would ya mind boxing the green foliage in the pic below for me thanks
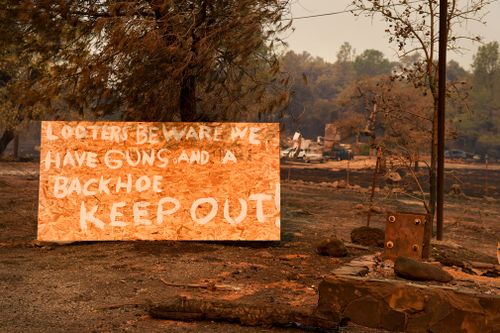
[472,42,499,78]
[447,60,468,82]
[336,42,356,63]
[280,42,500,160]
[0,0,67,135]
[280,49,358,137]
[455,42,500,155]
[353,49,395,78]
[280,47,396,138]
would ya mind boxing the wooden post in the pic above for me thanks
[436,0,448,240]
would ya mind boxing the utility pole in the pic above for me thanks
[437,0,447,240]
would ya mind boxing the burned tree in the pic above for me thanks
[0,1,292,155]
[47,1,290,121]
[349,0,494,227]
[338,77,433,208]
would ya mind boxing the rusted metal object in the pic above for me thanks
[384,212,428,261]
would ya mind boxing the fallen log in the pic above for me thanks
[96,302,143,310]
[149,296,339,332]
[469,261,499,270]
[159,278,241,291]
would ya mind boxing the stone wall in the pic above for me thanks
[316,275,500,333]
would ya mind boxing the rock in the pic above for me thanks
[350,226,385,247]
[332,265,369,277]
[330,181,338,188]
[394,256,453,283]
[316,238,349,257]
[343,295,383,328]
[354,204,364,210]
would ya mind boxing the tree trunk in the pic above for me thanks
[178,0,207,123]
[13,134,19,160]
[0,129,15,157]
[179,75,197,122]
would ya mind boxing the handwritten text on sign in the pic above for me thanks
[37,121,280,241]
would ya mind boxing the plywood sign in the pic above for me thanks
[37,121,280,241]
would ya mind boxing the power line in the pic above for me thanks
[282,9,353,21]
[282,1,426,21]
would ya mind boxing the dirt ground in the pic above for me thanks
[282,158,500,198]
[0,160,499,332]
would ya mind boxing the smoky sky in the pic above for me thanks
[284,0,500,69]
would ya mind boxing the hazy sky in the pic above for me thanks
[284,0,500,70]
